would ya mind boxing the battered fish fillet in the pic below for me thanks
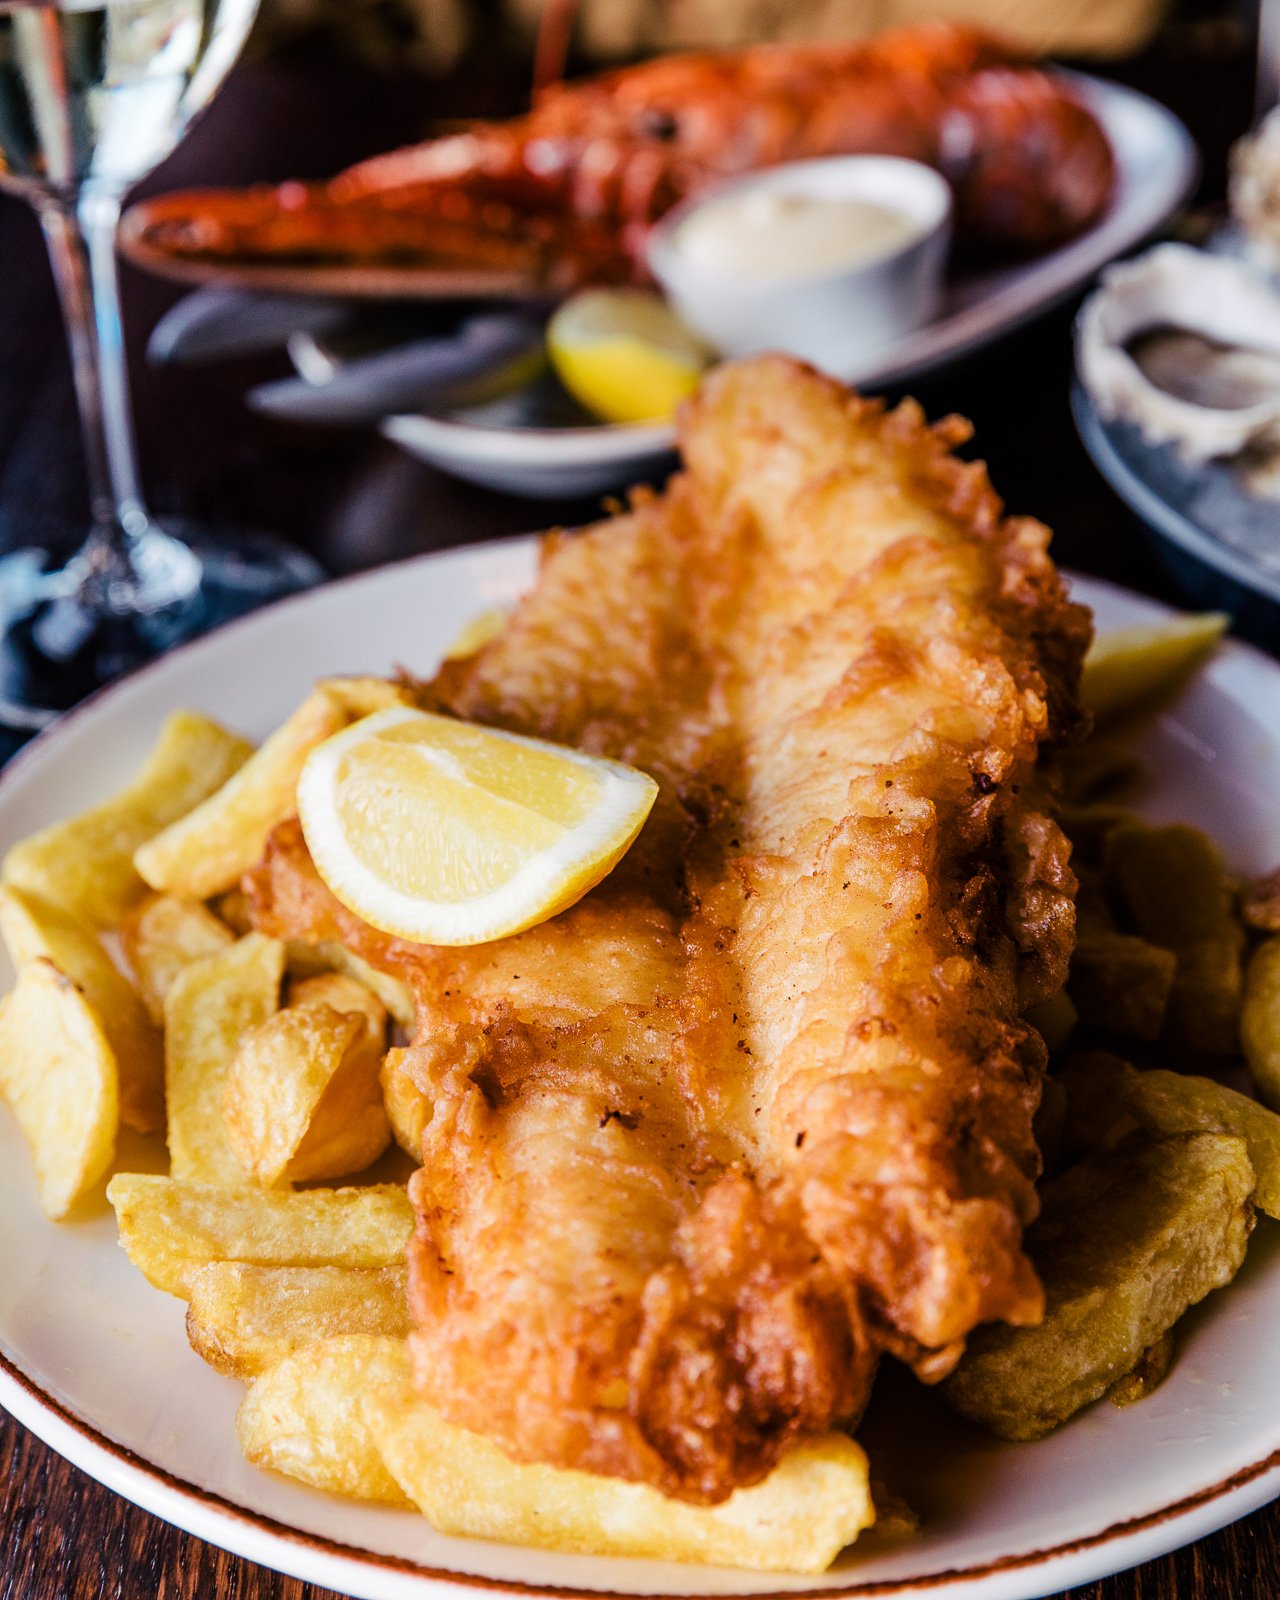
[246,356,1090,1504]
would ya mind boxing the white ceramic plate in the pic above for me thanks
[2,545,1279,1600]
[366,75,1196,498]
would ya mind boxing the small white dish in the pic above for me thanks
[646,156,951,369]
[1,547,1280,1600]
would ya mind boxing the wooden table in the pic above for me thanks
[0,17,1275,1598]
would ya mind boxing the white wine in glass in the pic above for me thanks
[0,0,320,729]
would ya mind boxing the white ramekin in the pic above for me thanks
[647,155,952,373]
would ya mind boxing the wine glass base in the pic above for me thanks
[0,527,324,743]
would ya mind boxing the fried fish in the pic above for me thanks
[247,355,1089,1503]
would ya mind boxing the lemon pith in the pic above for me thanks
[297,707,659,946]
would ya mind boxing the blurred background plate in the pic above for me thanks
[281,73,1196,499]
[1072,382,1280,644]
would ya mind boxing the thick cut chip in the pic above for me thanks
[1104,823,1244,1056]
[164,933,284,1182]
[237,1335,414,1505]
[1109,1331,1175,1409]
[0,958,118,1219]
[1059,737,1143,807]
[296,706,659,946]
[307,943,416,1031]
[224,1001,389,1186]
[287,971,387,1041]
[319,675,418,720]
[186,1261,409,1377]
[1243,868,1280,934]
[1024,990,1077,1053]
[135,689,352,901]
[382,1047,429,1160]
[1105,823,1239,949]
[120,893,235,1025]
[1059,1052,1280,1220]
[1081,613,1228,724]
[106,1174,413,1296]
[368,1366,875,1572]
[1068,931,1177,1041]
[1243,937,1280,1111]
[943,1132,1255,1440]
[0,885,163,1133]
[1,710,252,928]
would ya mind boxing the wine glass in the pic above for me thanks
[0,0,321,732]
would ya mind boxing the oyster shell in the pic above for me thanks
[1076,244,1280,464]
[1230,107,1280,271]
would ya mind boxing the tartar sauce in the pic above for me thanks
[674,189,919,283]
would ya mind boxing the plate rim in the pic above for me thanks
[5,1337,1280,1600]
[1,549,1278,1600]
[1070,382,1280,607]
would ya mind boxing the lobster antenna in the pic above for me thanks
[533,0,581,96]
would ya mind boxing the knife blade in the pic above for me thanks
[245,312,548,426]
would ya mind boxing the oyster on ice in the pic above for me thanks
[1076,243,1280,467]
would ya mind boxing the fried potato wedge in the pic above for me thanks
[1109,1330,1175,1409]
[943,1132,1254,1440]
[290,941,416,1031]
[368,1362,875,1571]
[237,1335,414,1505]
[1105,823,1237,949]
[1243,937,1280,1112]
[135,689,350,900]
[186,1261,409,1378]
[1081,613,1228,724]
[287,971,387,1041]
[1058,737,1143,807]
[0,884,163,1132]
[1068,931,1177,1041]
[1243,868,1280,934]
[164,933,284,1182]
[105,1174,413,1296]
[120,893,235,1025]
[1104,823,1244,1056]
[224,1002,389,1186]
[1169,939,1247,1060]
[319,675,417,720]
[0,957,117,1219]
[1024,990,1077,1053]
[1,710,252,928]
[1059,1052,1280,1219]
[381,1047,429,1160]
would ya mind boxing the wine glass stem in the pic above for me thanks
[37,189,147,547]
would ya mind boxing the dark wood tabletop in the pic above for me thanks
[1,11,1277,1598]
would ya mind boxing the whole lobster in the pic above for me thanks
[127,22,1116,289]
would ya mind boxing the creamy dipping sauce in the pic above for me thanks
[674,189,921,283]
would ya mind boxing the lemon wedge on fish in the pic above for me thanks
[547,289,713,423]
[297,707,659,946]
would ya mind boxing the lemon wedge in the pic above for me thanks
[1082,612,1229,723]
[296,707,659,946]
[442,607,508,661]
[547,289,713,423]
